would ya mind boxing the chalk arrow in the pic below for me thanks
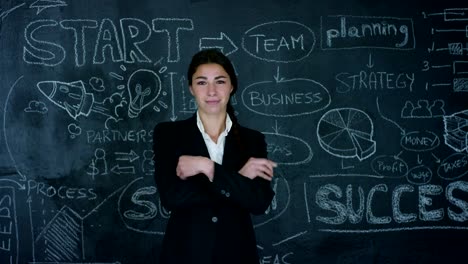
[376,97,406,136]
[169,72,178,121]
[115,150,139,163]
[111,165,135,175]
[0,179,26,190]
[273,66,286,83]
[431,153,441,163]
[394,150,403,159]
[366,53,374,68]
[199,32,238,55]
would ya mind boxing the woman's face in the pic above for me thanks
[190,63,233,116]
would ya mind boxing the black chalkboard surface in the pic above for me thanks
[1,0,467,263]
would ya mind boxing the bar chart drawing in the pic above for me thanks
[34,206,84,262]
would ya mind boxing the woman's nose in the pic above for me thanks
[207,83,216,95]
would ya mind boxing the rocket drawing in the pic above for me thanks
[37,80,94,120]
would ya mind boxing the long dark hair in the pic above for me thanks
[187,49,239,125]
[187,49,247,158]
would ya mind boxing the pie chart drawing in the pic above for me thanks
[317,108,376,161]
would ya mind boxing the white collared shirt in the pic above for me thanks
[196,111,232,165]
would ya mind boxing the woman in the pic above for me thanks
[153,49,276,264]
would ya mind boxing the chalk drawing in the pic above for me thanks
[24,100,48,114]
[317,108,376,161]
[126,69,162,118]
[199,32,238,55]
[242,21,315,63]
[443,109,468,152]
[30,0,67,15]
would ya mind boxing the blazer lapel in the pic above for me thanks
[185,114,210,158]
[222,131,241,170]
[184,114,241,169]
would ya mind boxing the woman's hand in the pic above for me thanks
[176,155,214,181]
[239,158,277,181]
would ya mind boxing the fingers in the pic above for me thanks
[254,158,277,175]
[256,171,273,181]
[176,155,213,180]
[256,164,273,179]
[176,164,187,179]
[178,156,278,182]
[246,158,278,180]
[176,155,193,180]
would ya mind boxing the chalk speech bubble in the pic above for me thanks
[264,132,313,165]
[242,20,315,63]
[242,78,330,117]
[437,152,468,180]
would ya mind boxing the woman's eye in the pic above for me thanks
[216,80,226,84]
[196,81,206,85]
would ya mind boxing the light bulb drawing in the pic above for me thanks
[127,69,162,118]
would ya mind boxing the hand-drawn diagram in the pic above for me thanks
[370,155,408,178]
[24,100,48,114]
[2,2,468,263]
[68,123,82,138]
[141,150,154,176]
[89,77,106,92]
[30,0,67,15]
[199,32,238,56]
[37,80,95,120]
[317,108,376,161]
[126,69,162,118]
[87,148,108,180]
[0,187,18,264]
[264,131,313,166]
[320,15,415,50]
[241,67,330,117]
[401,99,445,118]
[262,121,313,165]
[33,184,126,263]
[422,8,468,92]
[437,152,468,180]
[118,178,168,235]
[23,17,194,67]
[253,173,291,229]
[443,109,468,152]
[406,164,432,185]
[111,65,169,118]
[242,21,316,63]
[400,131,440,152]
[35,206,85,262]
[36,79,128,125]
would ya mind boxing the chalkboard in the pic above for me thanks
[1,0,467,263]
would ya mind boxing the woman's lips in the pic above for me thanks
[206,100,220,105]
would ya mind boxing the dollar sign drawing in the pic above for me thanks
[87,159,99,180]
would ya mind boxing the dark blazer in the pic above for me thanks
[153,115,274,264]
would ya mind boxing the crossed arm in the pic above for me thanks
[153,124,276,215]
[176,155,276,182]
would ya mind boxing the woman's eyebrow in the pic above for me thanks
[194,75,227,80]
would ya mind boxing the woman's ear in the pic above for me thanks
[189,85,194,96]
